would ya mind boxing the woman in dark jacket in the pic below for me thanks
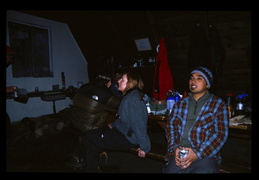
[81,72,151,173]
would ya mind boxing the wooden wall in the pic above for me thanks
[153,11,251,101]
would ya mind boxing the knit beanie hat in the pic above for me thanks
[190,67,213,88]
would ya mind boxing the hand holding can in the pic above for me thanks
[179,147,189,167]
[179,148,189,159]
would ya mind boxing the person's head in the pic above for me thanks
[6,46,14,67]
[93,74,112,88]
[112,73,122,83]
[189,66,213,93]
[117,72,144,97]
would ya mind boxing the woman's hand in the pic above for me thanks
[107,123,113,129]
[136,148,146,158]
[106,80,112,88]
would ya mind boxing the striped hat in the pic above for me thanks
[190,67,213,88]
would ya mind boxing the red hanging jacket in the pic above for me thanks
[153,37,174,100]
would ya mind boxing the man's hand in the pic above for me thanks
[174,147,198,169]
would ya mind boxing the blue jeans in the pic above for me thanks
[162,156,219,174]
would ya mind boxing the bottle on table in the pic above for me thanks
[235,94,248,116]
[166,90,175,115]
[61,72,66,90]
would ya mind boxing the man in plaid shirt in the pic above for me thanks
[163,67,229,173]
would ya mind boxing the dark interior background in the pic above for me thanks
[17,10,252,101]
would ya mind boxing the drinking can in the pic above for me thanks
[179,148,189,159]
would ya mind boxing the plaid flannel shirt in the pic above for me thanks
[165,93,229,165]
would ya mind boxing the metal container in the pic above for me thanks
[13,91,18,98]
[179,148,189,159]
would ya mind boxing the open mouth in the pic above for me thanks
[190,85,197,90]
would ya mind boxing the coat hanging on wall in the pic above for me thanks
[153,37,174,100]
[187,24,212,72]
[187,24,226,93]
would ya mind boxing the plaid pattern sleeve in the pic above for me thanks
[191,95,229,163]
[164,99,189,161]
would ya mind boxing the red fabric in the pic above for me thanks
[153,37,174,100]
[6,46,13,54]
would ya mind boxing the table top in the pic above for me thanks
[6,90,68,104]
[148,114,251,130]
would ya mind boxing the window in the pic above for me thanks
[8,21,53,77]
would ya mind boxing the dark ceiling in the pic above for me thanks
[15,10,206,79]
[17,10,189,61]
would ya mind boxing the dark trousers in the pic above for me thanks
[162,155,219,174]
[81,124,138,172]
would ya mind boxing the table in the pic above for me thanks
[148,114,252,139]
[6,90,71,114]
[148,115,251,130]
